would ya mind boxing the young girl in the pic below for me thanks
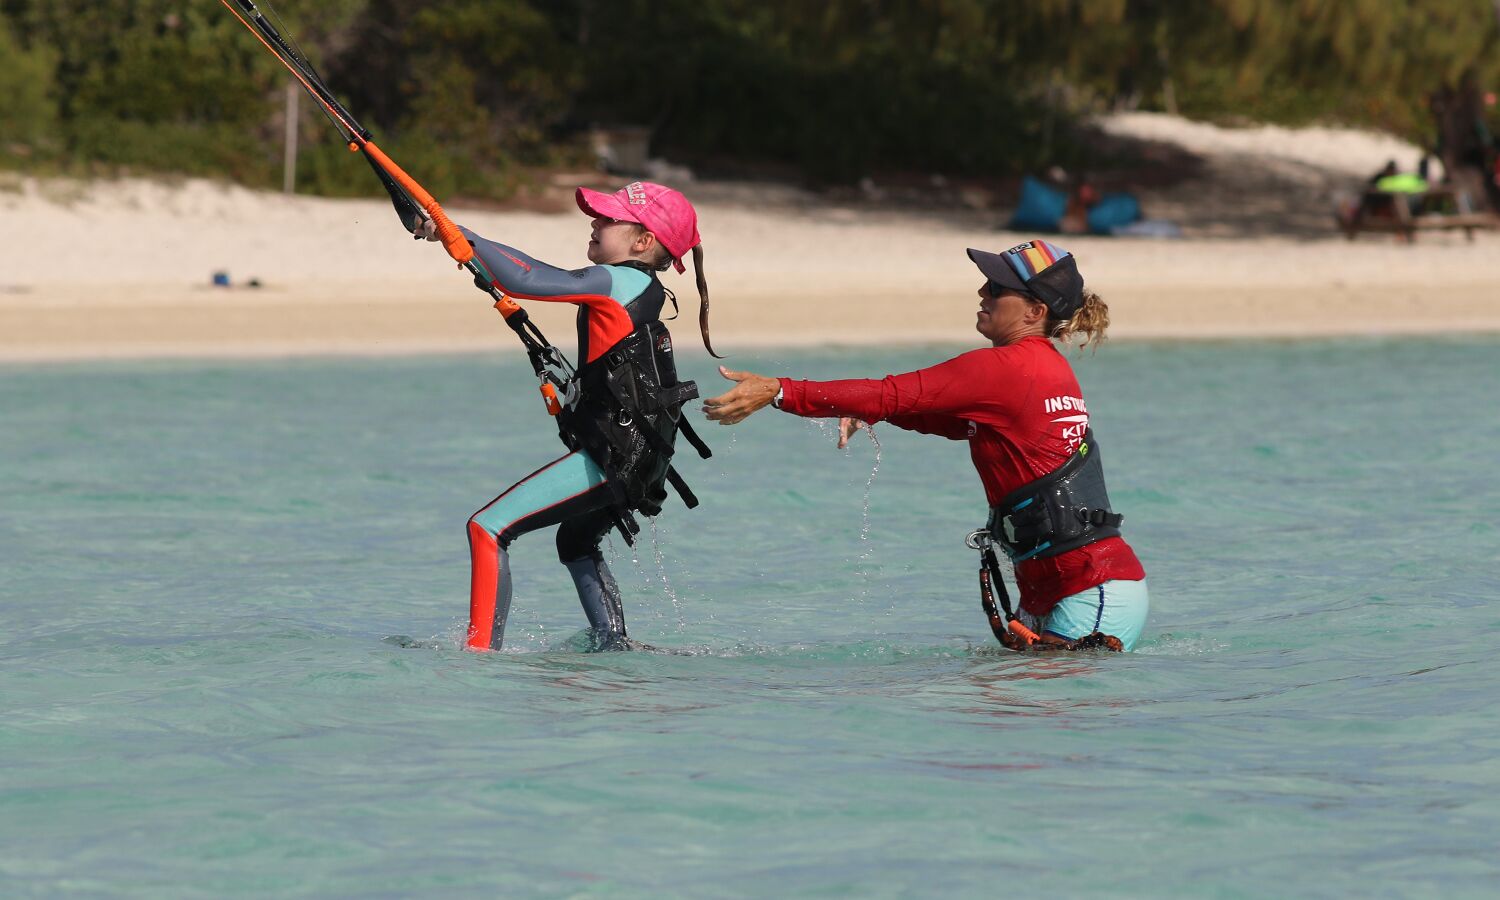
[420,181,715,651]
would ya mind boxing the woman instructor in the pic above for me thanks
[702,241,1148,650]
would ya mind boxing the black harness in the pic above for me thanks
[556,269,711,545]
[987,428,1122,563]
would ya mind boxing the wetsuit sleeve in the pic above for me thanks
[778,348,1015,431]
[459,226,633,361]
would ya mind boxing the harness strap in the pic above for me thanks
[610,504,641,547]
[636,418,675,457]
[665,466,699,509]
[677,416,712,460]
[660,381,700,408]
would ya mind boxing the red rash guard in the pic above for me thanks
[777,335,1145,615]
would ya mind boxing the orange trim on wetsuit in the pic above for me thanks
[457,226,644,364]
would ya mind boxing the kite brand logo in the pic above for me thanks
[1043,395,1086,414]
[656,332,672,354]
[626,182,649,205]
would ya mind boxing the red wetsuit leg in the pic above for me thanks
[466,519,504,651]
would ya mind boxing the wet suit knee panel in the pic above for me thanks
[471,451,612,548]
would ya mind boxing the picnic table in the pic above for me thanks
[1341,186,1500,242]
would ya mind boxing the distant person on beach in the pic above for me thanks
[416,181,716,652]
[702,241,1149,651]
[1370,159,1430,217]
[1368,160,1400,186]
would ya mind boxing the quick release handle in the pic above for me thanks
[360,141,473,264]
[539,383,562,416]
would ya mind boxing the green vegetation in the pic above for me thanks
[1,0,1497,197]
[0,14,58,154]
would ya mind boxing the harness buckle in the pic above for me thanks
[964,529,992,551]
[1075,507,1122,527]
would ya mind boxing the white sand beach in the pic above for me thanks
[3,114,1498,363]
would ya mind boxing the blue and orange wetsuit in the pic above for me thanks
[458,226,671,652]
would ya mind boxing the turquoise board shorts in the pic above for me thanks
[1024,579,1150,651]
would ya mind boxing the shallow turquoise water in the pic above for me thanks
[2,339,1498,897]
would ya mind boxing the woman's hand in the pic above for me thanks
[702,366,780,425]
[836,417,869,449]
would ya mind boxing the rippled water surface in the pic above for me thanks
[3,339,1497,897]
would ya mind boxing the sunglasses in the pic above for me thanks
[986,280,1031,297]
[987,281,1049,308]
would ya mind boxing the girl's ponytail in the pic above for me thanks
[692,244,722,358]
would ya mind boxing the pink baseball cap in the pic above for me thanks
[576,181,701,273]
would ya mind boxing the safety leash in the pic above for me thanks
[965,529,1041,648]
[965,529,1125,652]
